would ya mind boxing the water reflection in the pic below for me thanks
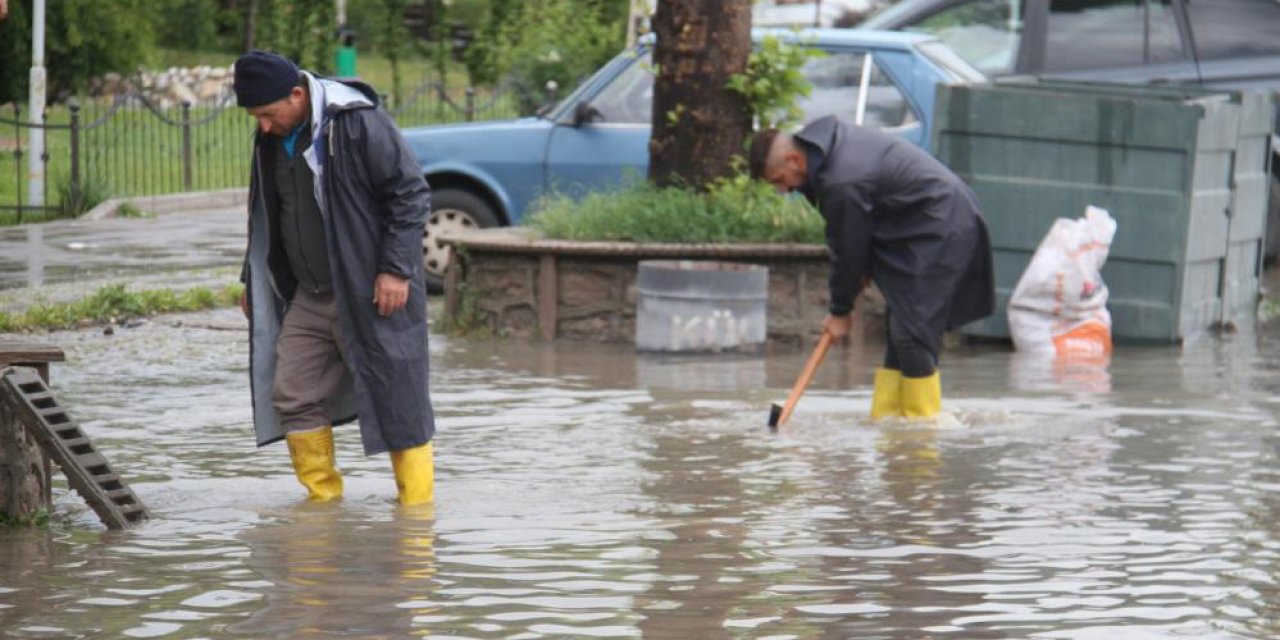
[633,427,759,637]
[232,504,438,638]
[1009,351,1113,395]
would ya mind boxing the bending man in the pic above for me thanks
[750,116,995,418]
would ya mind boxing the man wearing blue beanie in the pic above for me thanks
[233,50,436,506]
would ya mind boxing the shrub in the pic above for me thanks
[727,35,826,130]
[528,176,824,245]
[55,175,112,218]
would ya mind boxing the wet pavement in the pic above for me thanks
[0,205,245,311]
[0,304,1277,638]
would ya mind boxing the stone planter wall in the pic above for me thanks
[441,228,885,346]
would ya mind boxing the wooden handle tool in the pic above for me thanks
[768,330,835,431]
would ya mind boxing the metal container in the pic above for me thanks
[635,260,768,352]
[934,80,1274,342]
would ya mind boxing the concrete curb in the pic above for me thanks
[82,188,248,220]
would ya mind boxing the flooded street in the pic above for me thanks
[0,209,245,310]
[0,307,1277,639]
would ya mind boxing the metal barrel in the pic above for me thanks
[635,260,768,353]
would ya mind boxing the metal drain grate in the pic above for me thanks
[1,367,150,529]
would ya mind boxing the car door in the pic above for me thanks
[542,52,654,199]
[796,47,930,148]
[1023,0,1193,79]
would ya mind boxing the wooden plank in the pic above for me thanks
[0,342,66,366]
[538,253,558,341]
[444,254,461,322]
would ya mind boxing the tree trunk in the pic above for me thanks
[647,0,752,190]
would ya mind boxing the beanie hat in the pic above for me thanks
[233,50,301,108]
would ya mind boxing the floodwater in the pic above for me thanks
[2,308,1279,639]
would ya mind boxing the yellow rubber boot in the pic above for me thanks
[901,371,942,419]
[285,426,343,501]
[390,442,435,506]
[870,367,904,419]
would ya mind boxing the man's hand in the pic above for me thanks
[823,313,853,339]
[373,272,410,317]
[239,290,249,319]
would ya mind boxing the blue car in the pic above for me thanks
[402,29,985,288]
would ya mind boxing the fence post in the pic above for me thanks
[545,81,559,108]
[68,100,81,211]
[12,103,22,224]
[38,107,50,214]
[465,88,475,122]
[181,101,193,192]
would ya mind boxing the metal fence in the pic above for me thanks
[1,104,74,223]
[0,78,549,223]
[387,79,556,128]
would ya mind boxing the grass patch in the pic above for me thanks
[432,246,496,338]
[0,211,57,225]
[55,174,113,217]
[433,279,496,338]
[0,282,244,333]
[115,202,151,218]
[0,508,55,529]
[528,177,825,244]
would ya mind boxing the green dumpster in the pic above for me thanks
[336,28,358,77]
[933,80,1274,343]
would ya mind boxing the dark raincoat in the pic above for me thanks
[796,116,995,355]
[243,73,435,455]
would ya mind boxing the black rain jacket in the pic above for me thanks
[243,73,435,455]
[797,116,995,354]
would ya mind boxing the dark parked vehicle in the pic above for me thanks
[860,0,1280,258]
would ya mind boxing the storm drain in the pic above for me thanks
[1,367,150,529]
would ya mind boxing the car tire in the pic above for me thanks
[423,188,501,294]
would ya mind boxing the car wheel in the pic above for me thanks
[424,188,501,293]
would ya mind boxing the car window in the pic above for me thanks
[916,40,989,83]
[797,52,918,129]
[549,49,646,123]
[910,0,1027,74]
[575,48,918,130]
[1044,0,1183,72]
[1185,0,1280,60]
[588,55,656,125]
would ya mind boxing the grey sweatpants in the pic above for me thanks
[273,289,349,432]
